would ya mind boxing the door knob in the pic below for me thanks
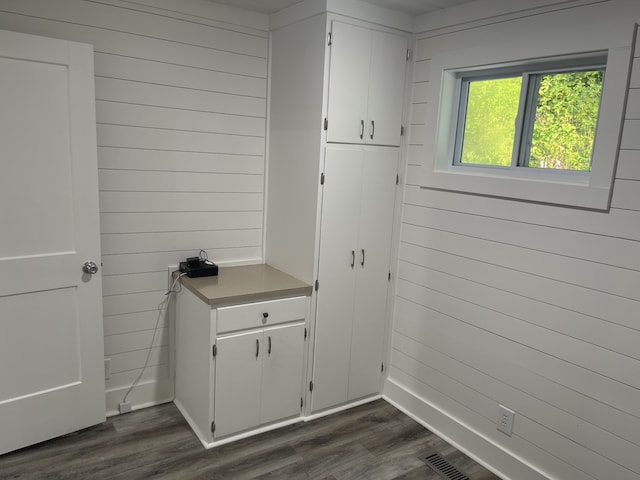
[82,261,99,275]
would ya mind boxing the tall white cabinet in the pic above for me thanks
[312,146,398,412]
[266,8,409,414]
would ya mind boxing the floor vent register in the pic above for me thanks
[421,452,470,480]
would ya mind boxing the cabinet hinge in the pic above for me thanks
[396,174,399,185]
[400,125,405,137]
[320,172,325,185]
[328,31,332,46]
[315,280,319,291]
[212,344,217,358]
[406,48,412,61]
[381,362,384,373]
[304,327,307,340]
[309,381,314,392]
[324,118,328,131]
[211,421,216,433]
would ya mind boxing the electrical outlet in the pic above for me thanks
[168,265,179,289]
[497,404,515,436]
[104,358,110,380]
[118,401,132,414]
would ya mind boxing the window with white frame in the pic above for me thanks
[452,55,606,176]
[421,45,631,211]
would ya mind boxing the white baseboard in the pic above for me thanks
[383,378,548,480]
[304,394,382,421]
[105,379,174,417]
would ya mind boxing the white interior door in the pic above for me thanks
[0,29,105,455]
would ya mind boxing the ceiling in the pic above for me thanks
[209,0,480,16]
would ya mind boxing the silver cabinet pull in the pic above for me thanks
[351,250,355,268]
[359,120,364,139]
[361,249,365,267]
[268,336,272,356]
[370,120,375,140]
[255,339,259,358]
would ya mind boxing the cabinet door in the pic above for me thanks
[214,331,262,437]
[326,22,371,144]
[311,146,363,412]
[260,323,305,424]
[366,31,407,146]
[349,149,398,401]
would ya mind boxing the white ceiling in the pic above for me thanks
[210,0,480,16]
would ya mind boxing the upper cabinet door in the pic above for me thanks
[325,21,407,146]
[326,22,371,144]
[366,31,408,146]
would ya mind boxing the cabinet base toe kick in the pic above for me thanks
[181,408,304,449]
[175,395,382,449]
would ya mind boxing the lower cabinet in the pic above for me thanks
[214,323,305,438]
[175,287,308,447]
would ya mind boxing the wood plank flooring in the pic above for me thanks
[0,399,502,479]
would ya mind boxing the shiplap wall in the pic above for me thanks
[0,0,268,414]
[386,1,640,479]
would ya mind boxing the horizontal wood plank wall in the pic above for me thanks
[0,0,268,414]
[389,2,640,480]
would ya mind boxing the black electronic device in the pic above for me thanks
[179,259,219,278]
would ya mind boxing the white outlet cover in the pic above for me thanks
[497,404,515,436]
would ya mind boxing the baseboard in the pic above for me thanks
[304,394,382,421]
[383,379,548,480]
[173,399,210,447]
[105,379,174,417]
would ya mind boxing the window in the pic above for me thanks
[420,47,631,210]
[453,57,605,175]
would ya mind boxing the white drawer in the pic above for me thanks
[216,296,307,334]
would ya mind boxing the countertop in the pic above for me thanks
[179,264,312,306]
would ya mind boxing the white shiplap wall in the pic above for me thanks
[0,0,268,414]
[387,1,640,479]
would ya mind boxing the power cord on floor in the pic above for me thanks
[118,270,187,414]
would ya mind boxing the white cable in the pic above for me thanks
[121,271,187,407]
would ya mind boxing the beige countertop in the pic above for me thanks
[179,264,312,306]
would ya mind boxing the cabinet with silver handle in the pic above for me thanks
[214,321,305,438]
[325,21,408,146]
[174,273,310,448]
[311,145,398,412]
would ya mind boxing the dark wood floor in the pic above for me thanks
[0,399,501,479]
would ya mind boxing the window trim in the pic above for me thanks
[420,47,632,210]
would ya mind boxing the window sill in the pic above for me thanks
[420,168,612,210]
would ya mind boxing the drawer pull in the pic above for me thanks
[262,312,269,318]
[255,339,260,358]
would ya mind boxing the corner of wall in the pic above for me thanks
[383,379,550,480]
